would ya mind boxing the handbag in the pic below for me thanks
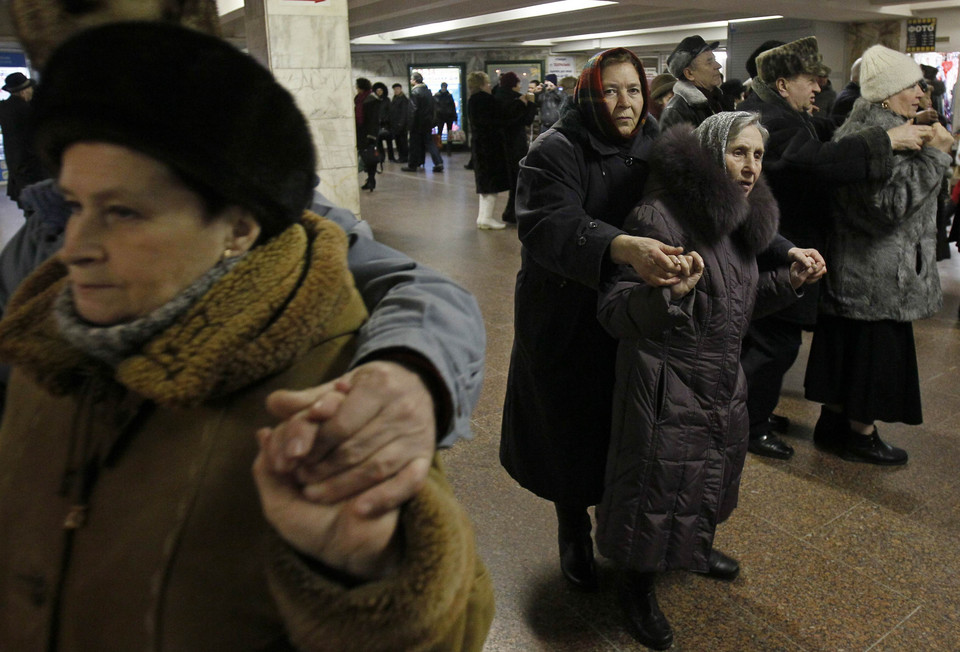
[360,142,383,171]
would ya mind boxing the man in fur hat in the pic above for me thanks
[2,0,485,517]
[660,35,725,129]
[738,36,932,461]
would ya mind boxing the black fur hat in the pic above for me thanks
[33,21,316,240]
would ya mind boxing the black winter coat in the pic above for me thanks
[595,125,792,573]
[748,79,892,325]
[389,93,412,133]
[500,109,659,505]
[494,86,536,168]
[355,92,381,148]
[0,95,45,203]
[410,84,436,132]
[468,91,512,194]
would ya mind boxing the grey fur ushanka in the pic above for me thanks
[820,98,950,322]
[595,125,796,573]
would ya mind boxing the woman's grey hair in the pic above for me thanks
[695,111,768,168]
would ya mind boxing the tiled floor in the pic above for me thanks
[354,153,960,651]
[2,155,958,650]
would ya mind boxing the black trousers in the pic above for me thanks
[740,316,803,438]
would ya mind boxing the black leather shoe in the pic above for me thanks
[400,165,419,172]
[768,414,791,433]
[840,428,908,466]
[705,549,740,581]
[432,165,444,172]
[619,572,673,650]
[559,536,599,592]
[748,432,794,459]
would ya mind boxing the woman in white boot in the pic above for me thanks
[467,71,510,230]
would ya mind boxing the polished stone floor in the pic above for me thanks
[2,155,959,650]
[356,153,960,651]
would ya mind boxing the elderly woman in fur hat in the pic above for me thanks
[804,45,954,465]
[595,112,822,649]
[0,23,492,651]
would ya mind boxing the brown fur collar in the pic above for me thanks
[11,0,221,68]
[647,124,780,255]
[0,213,367,407]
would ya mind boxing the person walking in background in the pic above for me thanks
[831,58,861,123]
[434,81,458,154]
[467,71,510,230]
[536,74,567,134]
[372,81,394,162]
[805,45,954,465]
[647,73,676,121]
[492,71,536,223]
[402,72,444,172]
[354,77,381,191]
[0,72,46,210]
[388,82,411,163]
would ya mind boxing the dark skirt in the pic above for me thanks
[804,314,922,425]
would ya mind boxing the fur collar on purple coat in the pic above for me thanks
[644,123,780,256]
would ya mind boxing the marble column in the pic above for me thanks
[245,0,360,215]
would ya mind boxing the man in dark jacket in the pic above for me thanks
[739,37,929,460]
[388,82,411,163]
[536,73,567,133]
[402,72,444,172]
[434,81,457,153]
[660,35,724,129]
[830,58,861,123]
[0,72,46,208]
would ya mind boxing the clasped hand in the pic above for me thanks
[252,361,437,580]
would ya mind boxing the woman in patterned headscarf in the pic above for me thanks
[597,112,823,648]
[500,46,683,599]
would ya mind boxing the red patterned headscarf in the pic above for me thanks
[574,47,650,144]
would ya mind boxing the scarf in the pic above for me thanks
[0,213,368,407]
[573,47,649,145]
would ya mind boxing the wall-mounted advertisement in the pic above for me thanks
[409,64,465,143]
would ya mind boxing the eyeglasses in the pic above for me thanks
[918,79,929,93]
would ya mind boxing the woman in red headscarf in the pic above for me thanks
[499,47,686,630]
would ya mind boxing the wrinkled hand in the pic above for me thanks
[668,251,704,300]
[261,361,435,517]
[929,122,955,153]
[787,247,827,288]
[914,108,940,126]
[610,235,684,286]
[886,123,932,151]
[253,402,402,581]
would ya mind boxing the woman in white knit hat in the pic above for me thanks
[804,44,954,465]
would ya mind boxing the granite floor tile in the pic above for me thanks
[866,606,960,652]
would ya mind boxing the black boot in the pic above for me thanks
[839,427,908,466]
[555,503,598,592]
[618,571,673,650]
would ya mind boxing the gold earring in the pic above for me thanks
[222,248,234,261]
[881,100,890,110]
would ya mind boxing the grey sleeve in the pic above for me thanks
[312,193,484,448]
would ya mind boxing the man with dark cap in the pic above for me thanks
[738,36,930,461]
[647,73,676,121]
[0,72,47,208]
[660,35,724,129]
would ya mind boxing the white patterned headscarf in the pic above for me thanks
[694,111,762,168]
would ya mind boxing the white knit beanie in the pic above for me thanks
[859,45,922,102]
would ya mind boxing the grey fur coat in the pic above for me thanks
[820,98,951,321]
